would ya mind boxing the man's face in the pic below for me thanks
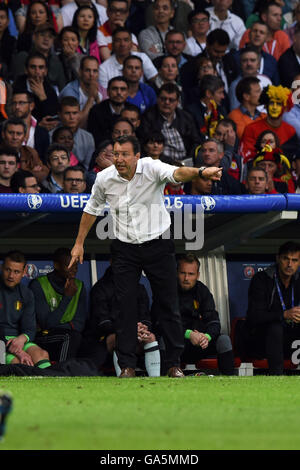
[11,93,33,119]
[292,158,300,177]
[153,0,174,25]
[108,80,129,105]
[214,123,236,144]
[262,5,282,32]
[0,155,17,180]
[247,82,262,107]
[80,59,99,86]
[190,12,210,36]
[1,258,25,289]
[0,10,9,32]
[165,33,186,58]
[63,170,86,194]
[267,99,284,119]
[108,1,129,27]
[277,251,300,279]
[121,110,140,129]
[2,124,25,149]
[33,30,55,54]
[177,261,199,291]
[19,176,40,194]
[213,86,225,105]
[257,160,277,177]
[54,129,74,152]
[241,52,260,76]
[206,41,227,63]
[26,58,47,81]
[157,91,179,117]
[246,170,267,194]
[123,59,143,83]
[193,176,213,194]
[113,31,132,57]
[113,140,140,180]
[112,121,134,140]
[249,23,268,48]
[59,105,81,131]
[55,254,78,280]
[212,0,232,10]
[201,141,223,166]
[48,150,70,175]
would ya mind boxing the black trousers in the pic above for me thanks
[35,329,82,362]
[111,238,184,370]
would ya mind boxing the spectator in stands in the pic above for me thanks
[139,83,203,162]
[52,126,79,167]
[71,4,101,63]
[283,73,300,139]
[54,96,95,170]
[10,23,65,93]
[243,166,268,194]
[240,2,290,61]
[1,118,49,183]
[29,247,88,362]
[1,250,51,369]
[60,0,107,29]
[87,76,129,146]
[236,241,300,375]
[278,24,300,89]
[240,84,299,164]
[145,0,192,37]
[151,55,180,92]
[214,118,243,181]
[188,173,213,195]
[142,131,165,160]
[228,76,266,140]
[86,139,114,187]
[228,46,272,112]
[0,147,18,193]
[14,0,63,34]
[98,0,138,62]
[285,1,300,43]
[195,56,217,82]
[120,103,141,133]
[138,0,175,61]
[10,91,50,164]
[41,143,70,193]
[292,153,300,193]
[12,52,59,124]
[57,27,81,85]
[62,165,87,194]
[98,27,158,90]
[0,4,16,71]
[122,55,157,113]
[111,117,135,140]
[176,253,235,375]
[185,9,210,57]
[206,0,246,50]
[59,55,107,129]
[10,169,41,194]
[160,29,190,71]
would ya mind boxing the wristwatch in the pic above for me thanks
[198,166,207,178]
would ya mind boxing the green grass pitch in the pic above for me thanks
[1,375,300,450]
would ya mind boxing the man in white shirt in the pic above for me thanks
[206,0,246,50]
[61,0,108,28]
[185,9,210,57]
[69,134,222,378]
[99,27,158,90]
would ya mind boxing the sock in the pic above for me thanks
[0,341,5,365]
[144,341,160,377]
[113,351,121,377]
[218,350,235,375]
[35,359,52,369]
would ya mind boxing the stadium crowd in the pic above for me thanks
[0,0,300,377]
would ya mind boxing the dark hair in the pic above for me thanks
[246,166,268,181]
[278,241,300,256]
[240,45,261,59]
[206,28,230,46]
[198,74,224,99]
[63,165,85,181]
[255,129,280,150]
[25,51,47,69]
[294,23,300,36]
[123,54,143,68]
[177,253,200,271]
[188,8,210,24]
[59,96,80,110]
[108,0,129,11]
[216,118,237,133]
[0,146,18,161]
[235,76,260,103]
[158,82,181,98]
[59,26,80,43]
[46,143,70,164]
[155,54,178,71]
[112,26,131,39]
[24,1,54,34]
[260,1,282,17]
[12,90,35,103]
[10,169,36,193]
[3,250,26,267]
[2,118,27,135]
[0,4,9,20]
[143,131,165,145]
[122,103,141,119]
[113,117,135,133]
[80,55,99,70]
[89,139,114,170]
[52,126,74,142]
[107,75,128,89]
[165,29,185,41]
[72,4,99,44]
[53,247,71,263]
[114,135,140,154]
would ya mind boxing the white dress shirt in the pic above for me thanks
[206,7,246,51]
[84,157,179,243]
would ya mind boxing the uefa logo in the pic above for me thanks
[24,264,39,280]
[27,194,43,210]
[200,196,216,211]
[244,266,255,279]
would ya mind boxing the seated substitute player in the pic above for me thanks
[176,253,235,375]
[0,250,51,369]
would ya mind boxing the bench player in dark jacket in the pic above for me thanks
[177,253,234,375]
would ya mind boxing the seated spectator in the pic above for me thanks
[86,139,114,187]
[142,131,165,160]
[195,56,217,82]
[111,117,135,140]
[188,172,213,195]
[228,46,272,112]
[52,126,79,166]
[60,0,107,29]
[79,264,160,376]
[185,9,210,57]
[99,27,158,90]
[122,55,157,113]
[59,55,107,129]
[52,96,95,170]
[228,76,266,140]
[145,0,192,37]
[1,250,51,369]
[156,29,190,71]
[87,76,129,147]
[10,169,41,194]
[284,1,300,43]
[139,83,203,162]
[12,52,59,124]
[236,241,300,375]
[0,146,18,193]
[41,143,70,193]
[15,0,63,34]
[0,4,16,70]
[283,73,300,139]
[292,153,300,193]
[206,0,246,50]
[194,138,242,194]
[29,247,88,362]
[214,118,243,181]
[138,0,175,61]
[10,91,50,164]
[62,165,87,194]
[279,23,300,88]
[1,118,49,183]
[243,166,268,194]
[240,84,298,164]
[176,253,235,375]
[71,4,101,63]
[150,55,181,105]
[97,0,138,62]
[239,2,290,61]
[57,27,82,85]
[120,103,141,133]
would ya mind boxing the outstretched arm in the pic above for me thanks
[68,212,97,268]
[173,166,222,183]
